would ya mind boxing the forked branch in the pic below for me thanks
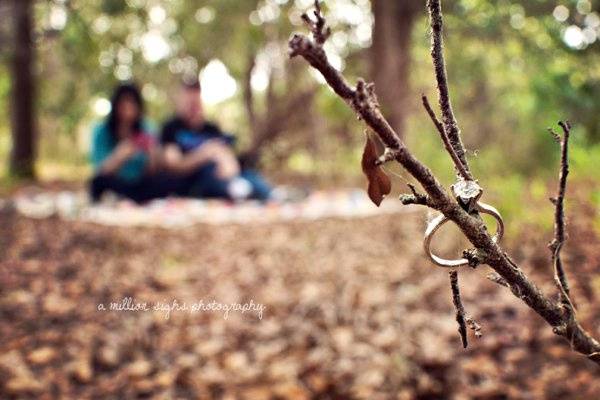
[289,0,600,363]
[427,0,470,172]
[422,95,472,181]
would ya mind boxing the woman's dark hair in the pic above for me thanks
[106,83,144,141]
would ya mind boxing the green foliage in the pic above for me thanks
[1,0,600,192]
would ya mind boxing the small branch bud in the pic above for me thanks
[462,248,488,268]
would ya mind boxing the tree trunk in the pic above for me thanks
[241,53,317,169]
[9,0,36,178]
[370,0,420,139]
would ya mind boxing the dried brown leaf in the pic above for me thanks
[361,135,391,206]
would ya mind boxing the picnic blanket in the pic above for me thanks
[8,189,407,228]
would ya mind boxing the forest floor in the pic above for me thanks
[1,196,600,399]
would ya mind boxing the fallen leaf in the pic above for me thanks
[27,347,57,365]
[127,359,153,378]
[5,376,45,395]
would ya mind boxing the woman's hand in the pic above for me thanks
[99,139,138,175]
[115,140,137,158]
[145,145,163,174]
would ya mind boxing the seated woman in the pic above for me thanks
[160,80,272,202]
[89,83,186,203]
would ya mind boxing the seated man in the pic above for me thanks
[160,80,272,201]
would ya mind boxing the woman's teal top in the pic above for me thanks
[90,121,155,182]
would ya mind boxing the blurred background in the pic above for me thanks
[1,0,600,190]
[1,0,600,399]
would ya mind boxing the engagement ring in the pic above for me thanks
[423,180,504,267]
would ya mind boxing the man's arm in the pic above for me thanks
[162,143,213,174]
[162,141,240,178]
[163,144,193,174]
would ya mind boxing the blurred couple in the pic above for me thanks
[89,81,272,204]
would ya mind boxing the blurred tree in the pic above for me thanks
[241,54,318,168]
[2,0,599,183]
[370,0,421,139]
[9,0,37,178]
[408,0,600,178]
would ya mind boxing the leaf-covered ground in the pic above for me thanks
[1,204,599,399]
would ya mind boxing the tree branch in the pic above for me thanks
[427,0,470,174]
[450,270,469,348]
[243,52,258,133]
[422,95,472,181]
[289,4,448,207]
[449,270,483,348]
[288,0,600,364]
[548,121,574,308]
[399,183,430,206]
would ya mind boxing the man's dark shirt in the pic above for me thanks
[160,117,235,154]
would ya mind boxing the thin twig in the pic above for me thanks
[449,270,469,348]
[549,121,574,308]
[408,183,423,198]
[427,0,470,173]
[301,0,330,45]
[422,95,472,181]
[399,183,430,206]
